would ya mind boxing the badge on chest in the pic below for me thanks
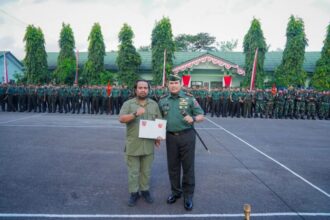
[179,98,189,110]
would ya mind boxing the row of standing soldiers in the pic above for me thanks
[1,84,330,120]
[188,87,330,120]
[0,84,132,115]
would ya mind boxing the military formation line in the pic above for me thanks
[1,84,330,120]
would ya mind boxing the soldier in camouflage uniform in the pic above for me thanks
[306,90,317,120]
[264,89,275,119]
[319,91,330,120]
[274,90,285,119]
[295,90,306,119]
[254,89,264,118]
[284,89,295,119]
[111,86,121,115]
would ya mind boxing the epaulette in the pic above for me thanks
[185,92,194,97]
[160,94,168,99]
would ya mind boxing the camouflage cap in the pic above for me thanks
[169,74,181,81]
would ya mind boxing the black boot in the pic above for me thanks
[141,190,154,204]
[128,192,140,207]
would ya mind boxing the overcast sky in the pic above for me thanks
[0,0,329,60]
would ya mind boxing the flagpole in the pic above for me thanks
[4,51,8,84]
[249,48,258,91]
[75,49,79,84]
[162,49,166,87]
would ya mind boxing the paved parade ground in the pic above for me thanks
[0,112,330,219]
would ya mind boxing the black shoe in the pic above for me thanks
[128,192,140,207]
[141,190,153,204]
[167,194,181,204]
[184,197,193,211]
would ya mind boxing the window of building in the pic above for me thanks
[191,81,203,88]
[210,81,222,89]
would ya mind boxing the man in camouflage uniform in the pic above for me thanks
[274,90,285,119]
[306,89,317,120]
[284,89,295,119]
[264,89,275,119]
[255,89,264,118]
[295,89,306,119]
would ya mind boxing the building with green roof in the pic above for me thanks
[47,51,321,88]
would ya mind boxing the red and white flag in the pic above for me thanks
[182,74,191,87]
[162,49,166,87]
[3,52,8,83]
[223,75,232,88]
[249,48,258,90]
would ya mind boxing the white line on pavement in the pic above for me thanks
[0,114,40,124]
[206,117,330,198]
[0,212,329,218]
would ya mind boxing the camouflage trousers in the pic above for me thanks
[306,102,316,118]
[295,101,305,117]
[284,100,294,117]
[274,102,285,118]
[319,102,330,119]
[255,100,264,116]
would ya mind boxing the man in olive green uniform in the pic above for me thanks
[243,89,253,118]
[159,74,204,211]
[210,88,220,117]
[111,86,120,115]
[119,80,162,207]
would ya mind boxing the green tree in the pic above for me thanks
[151,17,175,85]
[53,23,76,84]
[275,15,308,88]
[174,33,217,51]
[23,25,48,84]
[116,23,141,88]
[217,39,238,52]
[242,18,267,88]
[310,23,330,90]
[82,23,105,85]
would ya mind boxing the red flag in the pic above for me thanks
[182,74,191,87]
[249,48,258,90]
[272,83,277,96]
[223,75,232,88]
[3,51,8,83]
[162,49,166,87]
[74,50,79,84]
[107,81,112,96]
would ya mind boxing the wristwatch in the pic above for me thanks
[133,111,138,117]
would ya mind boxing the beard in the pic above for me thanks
[137,93,147,100]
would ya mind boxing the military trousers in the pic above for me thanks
[125,154,154,193]
[166,129,196,198]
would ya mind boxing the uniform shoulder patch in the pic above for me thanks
[160,94,168,99]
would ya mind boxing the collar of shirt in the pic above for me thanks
[169,90,185,99]
[134,97,150,107]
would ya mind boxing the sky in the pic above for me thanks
[0,0,329,60]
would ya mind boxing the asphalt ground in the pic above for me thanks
[0,112,330,220]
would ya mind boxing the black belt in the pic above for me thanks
[167,128,193,136]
